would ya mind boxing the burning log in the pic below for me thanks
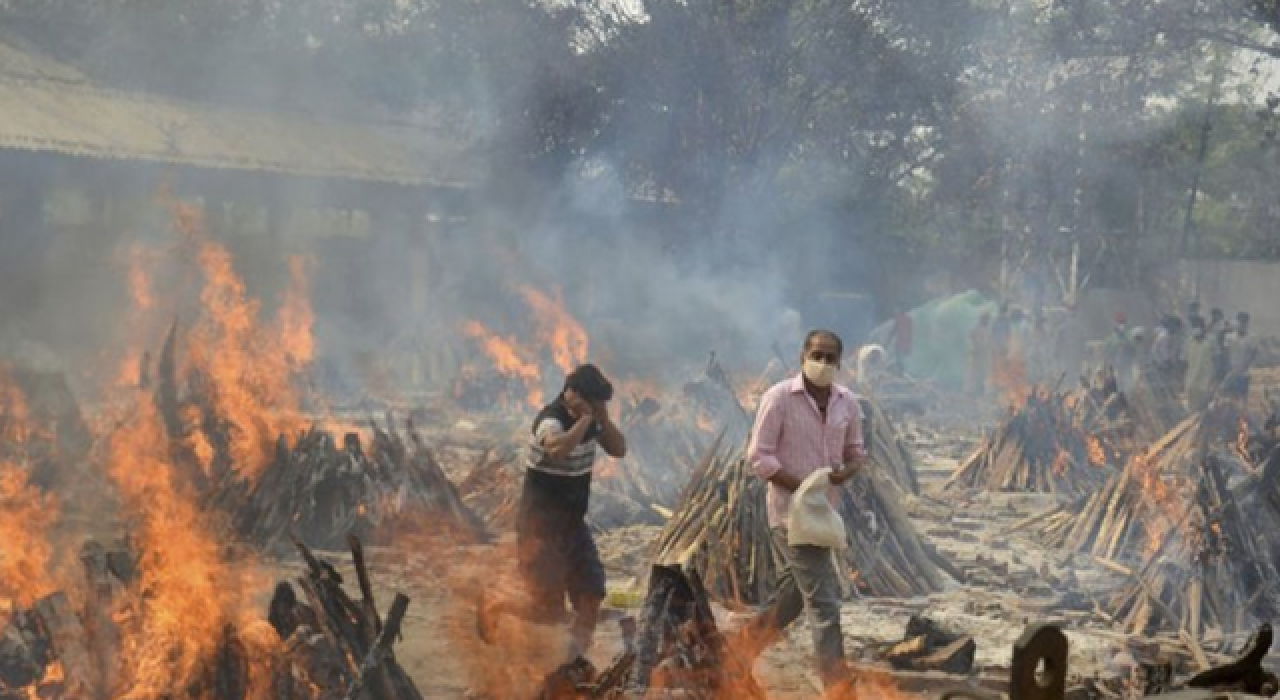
[945,386,1118,497]
[1105,453,1279,641]
[0,540,300,700]
[149,321,486,549]
[208,415,489,551]
[276,534,424,700]
[651,441,951,608]
[1019,415,1206,562]
[577,564,764,699]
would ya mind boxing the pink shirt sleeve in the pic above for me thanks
[748,389,785,479]
[843,398,867,463]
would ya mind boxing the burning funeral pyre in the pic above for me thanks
[1018,415,1206,561]
[143,238,490,551]
[0,204,446,699]
[1012,412,1280,642]
[946,385,1121,497]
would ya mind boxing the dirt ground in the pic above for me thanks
[273,469,1172,700]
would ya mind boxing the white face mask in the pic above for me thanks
[802,359,837,387]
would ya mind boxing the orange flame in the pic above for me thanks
[1051,450,1071,476]
[105,394,278,697]
[164,202,309,482]
[519,286,588,374]
[0,464,59,613]
[278,255,316,370]
[460,320,544,407]
[1088,435,1108,467]
[0,373,60,616]
[1130,451,1182,558]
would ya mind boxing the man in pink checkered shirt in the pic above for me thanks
[737,329,866,696]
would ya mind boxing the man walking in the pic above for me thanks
[736,329,865,697]
[477,364,627,675]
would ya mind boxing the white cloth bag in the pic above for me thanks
[786,467,846,549]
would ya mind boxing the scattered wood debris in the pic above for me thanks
[881,615,976,674]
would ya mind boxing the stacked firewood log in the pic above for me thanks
[946,386,1119,497]
[152,323,487,550]
[862,397,920,495]
[456,444,523,530]
[651,441,952,608]
[1106,454,1279,641]
[1018,415,1204,562]
[207,416,489,551]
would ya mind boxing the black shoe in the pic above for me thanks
[564,656,597,684]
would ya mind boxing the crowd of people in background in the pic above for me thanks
[955,299,1257,417]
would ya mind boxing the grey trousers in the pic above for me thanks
[744,527,847,686]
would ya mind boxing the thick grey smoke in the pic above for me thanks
[0,0,1261,402]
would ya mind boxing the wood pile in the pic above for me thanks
[456,444,523,530]
[861,397,920,495]
[1018,415,1204,562]
[147,322,485,550]
[0,538,423,700]
[590,398,720,529]
[273,533,424,700]
[208,416,489,551]
[945,386,1119,497]
[1105,454,1279,641]
[1238,435,1280,591]
[649,439,777,606]
[650,441,951,608]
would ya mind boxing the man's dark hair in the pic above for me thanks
[1211,308,1224,321]
[564,363,613,402]
[1191,315,1206,331]
[803,329,844,357]
[1238,312,1251,324]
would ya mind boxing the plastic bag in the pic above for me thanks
[787,468,846,549]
